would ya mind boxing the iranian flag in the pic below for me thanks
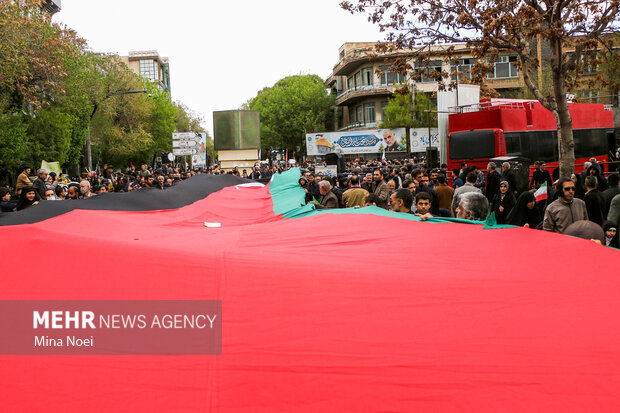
[534,181,548,201]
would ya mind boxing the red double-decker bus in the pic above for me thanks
[447,99,616,176]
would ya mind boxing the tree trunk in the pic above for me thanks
[405,126,411,155]
[550,39,576,179]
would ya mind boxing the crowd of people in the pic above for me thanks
[1,157,618,248]
[296,157,619,248]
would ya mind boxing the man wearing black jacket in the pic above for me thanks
[584,176,605,226]
[485,162,501,202]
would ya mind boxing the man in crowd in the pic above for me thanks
[472,165,485,191]
[67,185,80,200]
[434,174,454,213]
[44,188,56,201]
[32,169,47,200]
[390,189,414,214]
[312,180,338,209]
[16,166,32,190]
[414,192,434,221]
[452,168,463,189]
[342,175,369,208]
[530,161,552,189]
[155,175,166,190]
[55,186,66,200]
[371,169,390,209]
[486,162,501,201]
[0,187,16,212]
[602,173,620,217]
[452,172,481,216]
[361,173,373,192]
[363,194,380,207]
[306,173,320,201]
[501,162,518,196]
[583,176,604,226]
[543,178,588,233]
[144,175,155,188]
[80,180,94,198]
[456,192,490,221]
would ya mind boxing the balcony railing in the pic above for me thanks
[338,122,378,131]
[335,84,398,101]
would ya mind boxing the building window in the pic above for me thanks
[576,89,600,103]
[355,71,362,89]
[379,65,406,86]
[451,58,476,81]
[362,68,374,86]
[348,105,356,123]
[413,60,443,83]
[139,59,159,82]
[380,101,389,121]
[487,56,519,79]
[364,103,376,123]
[356,105,363,123]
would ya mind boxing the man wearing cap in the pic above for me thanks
[543,178,588,233]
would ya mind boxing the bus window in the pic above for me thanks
[505,133,520,155]
[449,130,495,160]
[535,131,555,162]
[574,129,608,159]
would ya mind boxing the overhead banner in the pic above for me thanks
[306,128,407,156]
[410,128,439,152]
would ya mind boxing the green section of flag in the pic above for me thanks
[268,167,307,216]
[267,168,515,229]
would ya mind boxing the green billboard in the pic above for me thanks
[213,110,260,150]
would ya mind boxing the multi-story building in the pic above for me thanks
[327,41,620,132]
[120,51,171,94]
[41,0,61,15]
[327,42,525,132]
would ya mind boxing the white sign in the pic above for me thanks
[172,132,202,141]
[306,128,407,156]
[173,140,201,148]
[167,153,175,162]
[173,148,200,156]
[410,128,440,152]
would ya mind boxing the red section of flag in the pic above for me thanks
[0,184,619,411]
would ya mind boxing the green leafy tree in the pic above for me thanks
[0,0,85,175]
[381,87,437,153]
[248,75,335,160]
[142,83,176,162]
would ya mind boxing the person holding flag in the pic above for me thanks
[507,192,542,228]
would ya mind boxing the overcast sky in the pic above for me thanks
[54,0,383,136]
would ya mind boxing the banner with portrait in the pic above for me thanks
[306,128,407,156]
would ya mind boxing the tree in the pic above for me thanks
[248,75,335,160]
[342,0,620,177]
[380,86,437,153]
[0,0,86,173]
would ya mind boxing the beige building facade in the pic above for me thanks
[120,50,171,94]
[327,42,527,132]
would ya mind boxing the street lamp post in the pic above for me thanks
[85,89,148,172]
